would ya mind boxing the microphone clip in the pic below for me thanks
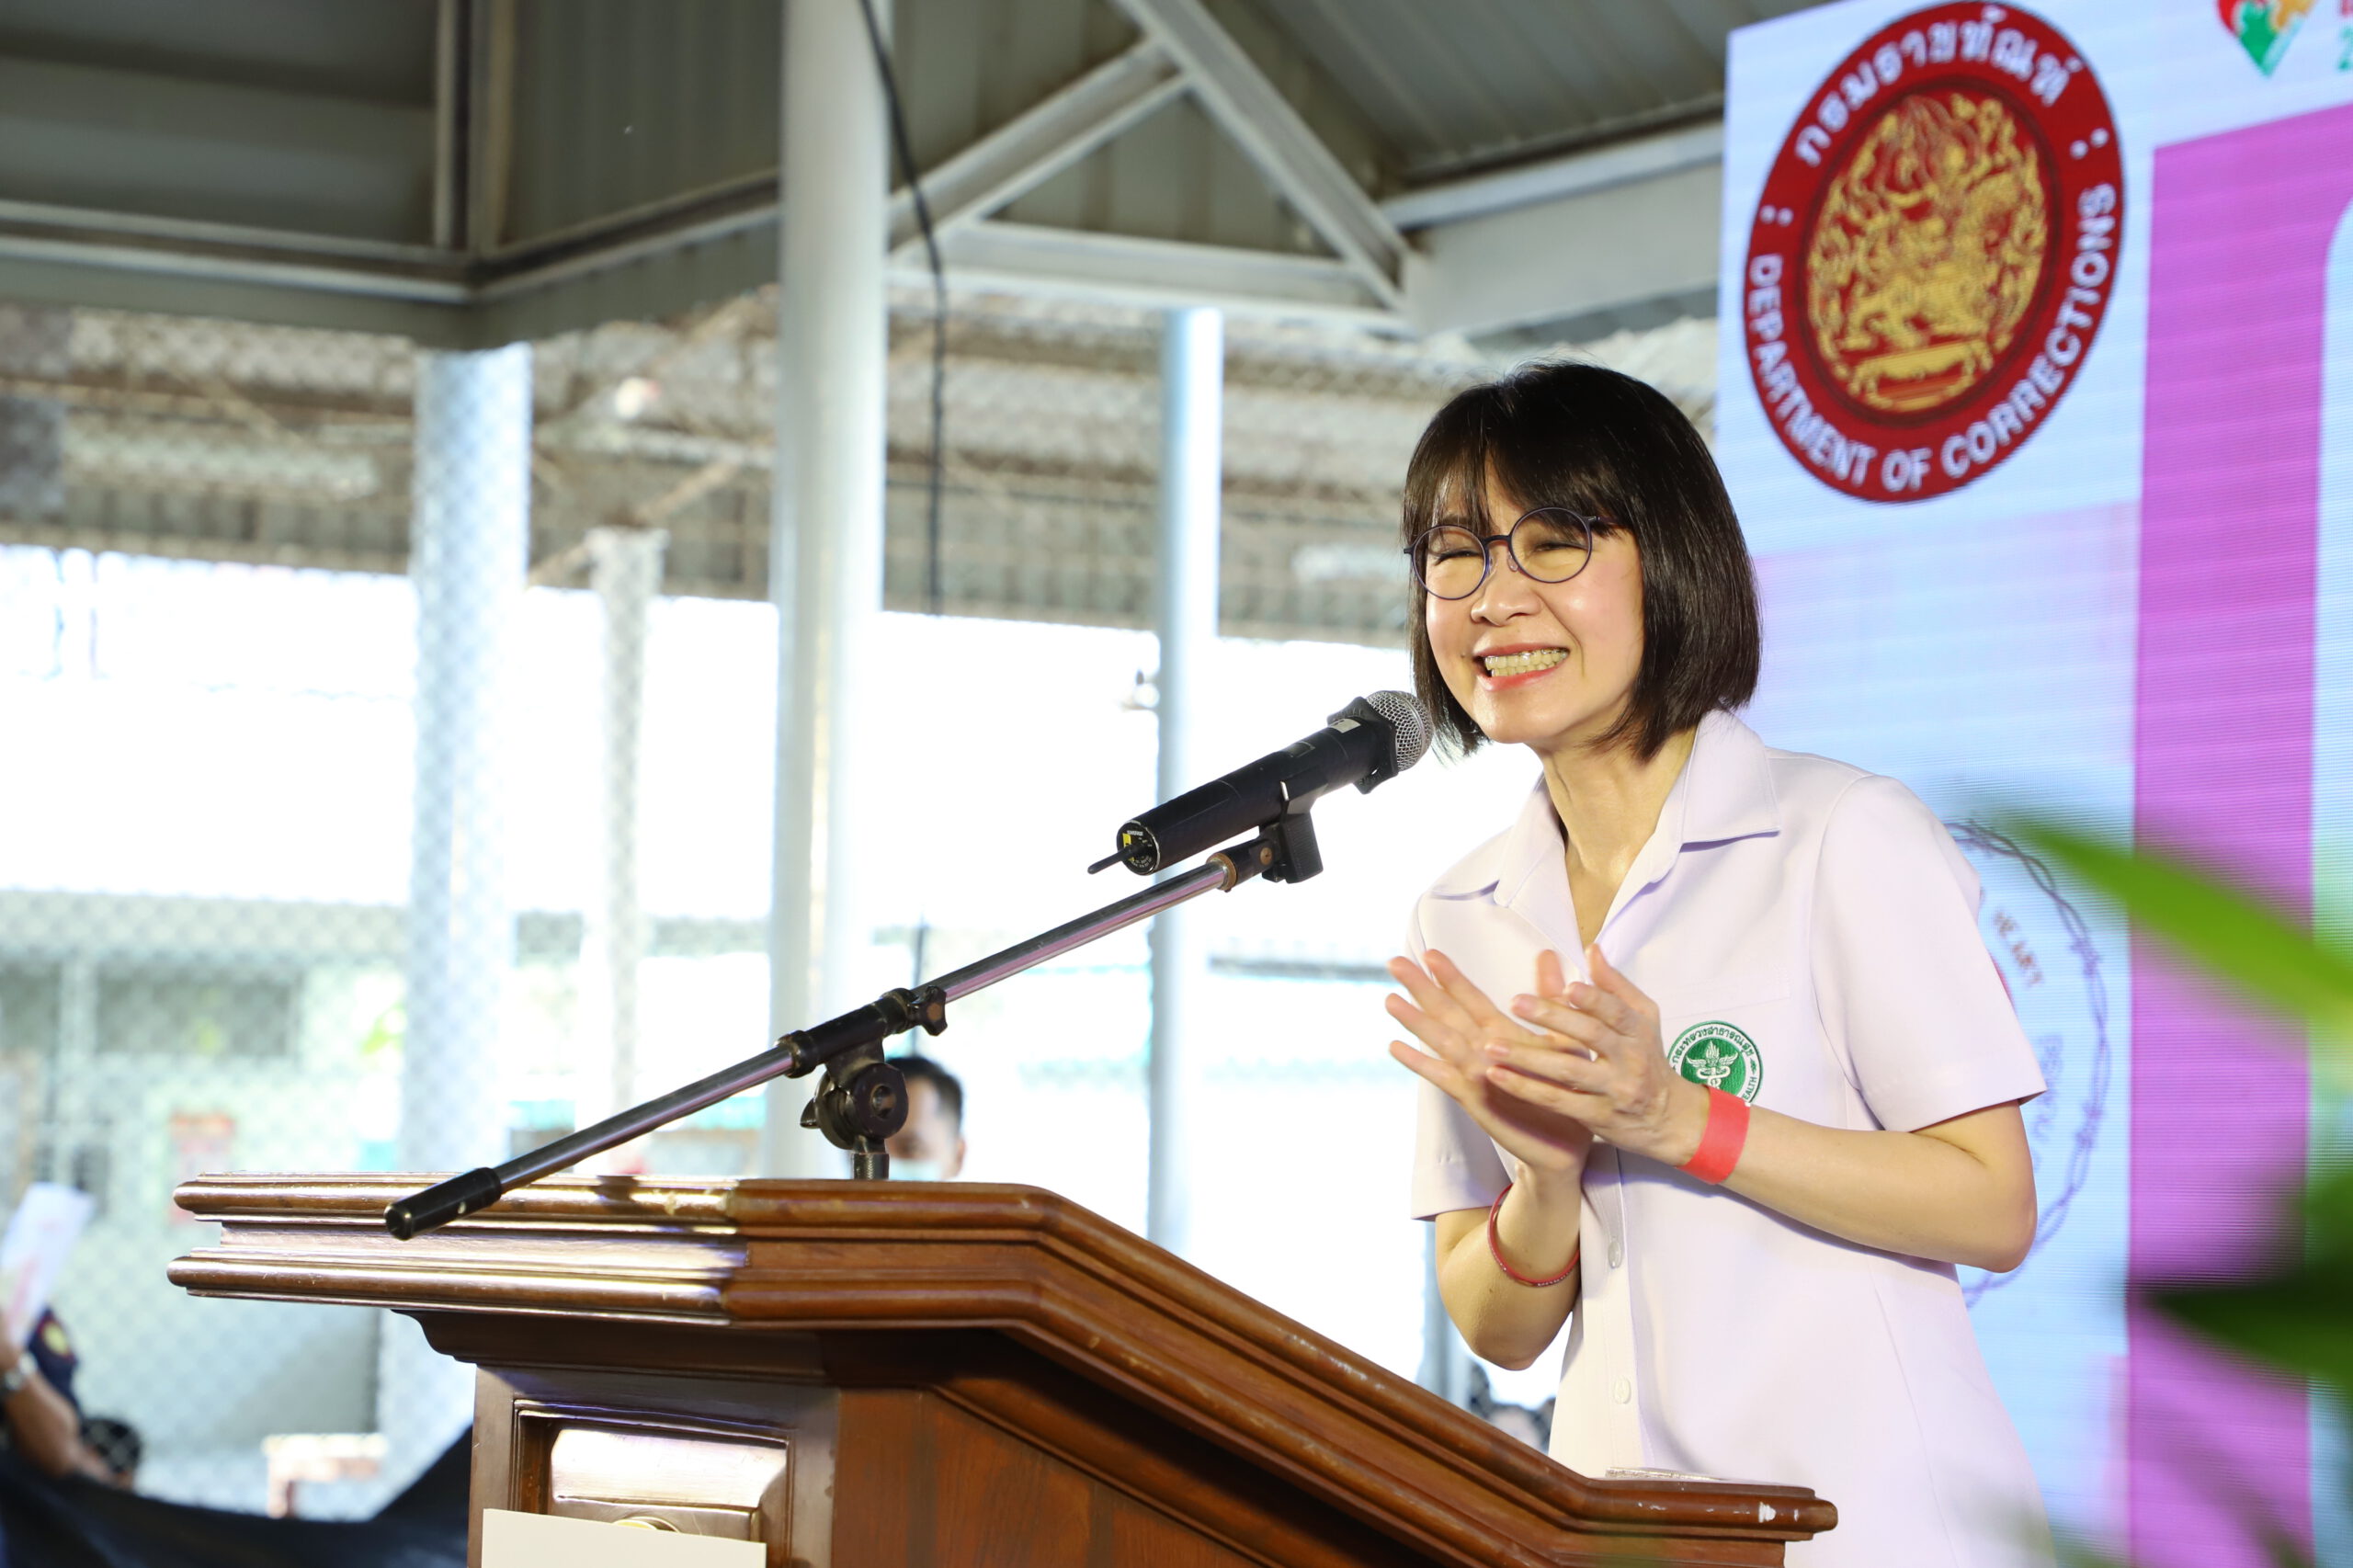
[1212,809,1323,890]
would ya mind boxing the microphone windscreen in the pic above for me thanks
[1365,689,1433,774]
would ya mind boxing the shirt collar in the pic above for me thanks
[1679,709,1781,849]
[1430,710,1782,912]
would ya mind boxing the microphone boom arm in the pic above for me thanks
[384,813,1319,1240]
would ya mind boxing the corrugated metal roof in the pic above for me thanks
[0,0,1824,339]
[504,0,780,249]
[1254,0,1828,183]
[0,0,435,105]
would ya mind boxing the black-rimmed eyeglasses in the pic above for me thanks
[1403,508,1597,600]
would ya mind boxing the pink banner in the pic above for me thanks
[2131,97,2353,1566]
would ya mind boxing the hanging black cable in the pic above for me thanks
[855,0,949,619]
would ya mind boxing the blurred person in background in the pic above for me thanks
[1,1312,461,1568]
[0,1310,128,1486]
[1386,362,2049,1567]
[885,1055,965,1180]
[1465,1367,1551,1452]
[1,1309,138,1568]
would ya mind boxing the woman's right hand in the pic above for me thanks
[1387,948,1595,1184]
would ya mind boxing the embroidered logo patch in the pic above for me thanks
[1668,1021,1763,1104]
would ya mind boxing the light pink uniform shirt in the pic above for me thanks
[1409,710,2052,1568]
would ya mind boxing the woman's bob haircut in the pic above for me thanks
[1402,360,1760,761]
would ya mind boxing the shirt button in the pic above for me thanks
[1608,1241,1624,1268]
[1611,1377,1633,1404]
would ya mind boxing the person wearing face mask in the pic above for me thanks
[884,1054,966,1182]
[1386,362,2051,1568]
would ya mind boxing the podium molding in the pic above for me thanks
[170,1174,1832,1566]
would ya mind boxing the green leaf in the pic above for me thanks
[2007,816,2335,1568]
[2309,1163,2353,1248]
[2052,1540,2133,1568]
[2149,1258,2353,1412]
[2006,817,2353,1065]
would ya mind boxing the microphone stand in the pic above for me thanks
[385,811,1323,1239]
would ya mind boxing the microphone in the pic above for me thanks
[1096,691,1433,875]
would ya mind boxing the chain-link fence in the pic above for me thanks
[0,286,1717,1515]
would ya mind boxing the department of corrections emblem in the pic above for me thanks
[1667,1021,1763,1104]
[1945,820,2111,1301]
[1742,4,2123,502]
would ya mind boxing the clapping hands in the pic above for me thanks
[1387,945,1703,1171]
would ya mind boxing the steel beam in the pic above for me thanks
[1104,0,1405,305]
[889,40,1187,259]
[1381,121,1726,230]
[913,220,1399,326]
[1404,162,1723,339]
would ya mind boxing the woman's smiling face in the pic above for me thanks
[1425,474,1645,756]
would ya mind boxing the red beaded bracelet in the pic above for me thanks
[1679,1086,1751,1186]
[1485,1183,1579,1288]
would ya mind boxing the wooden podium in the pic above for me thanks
[169,1175,1831,1566]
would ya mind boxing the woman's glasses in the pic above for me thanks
[1404,508,1597,600]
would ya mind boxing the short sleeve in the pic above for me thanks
[28,1310,77,1410]
[1813,775,2046,1131]
[1404,907,1510,1220]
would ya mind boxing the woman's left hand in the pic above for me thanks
[1487,944,1709,1166]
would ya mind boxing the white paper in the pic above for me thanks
[0,1183,95,1350]
[1606,1465,1774,1486]
[481,1509,764,1566]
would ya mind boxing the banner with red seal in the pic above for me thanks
[1741,3,2122,502]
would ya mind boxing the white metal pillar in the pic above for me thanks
[402,344,530,1172]
[1146,306,1223,1253]
[761,0,892,1176]
[387,342,532,1489]
[579,526,665,1137]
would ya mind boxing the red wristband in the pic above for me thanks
[1679,1087,1750,1186]
[1485,1183,1579,1287]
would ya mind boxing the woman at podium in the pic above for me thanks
[1385,361,2052,1567]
